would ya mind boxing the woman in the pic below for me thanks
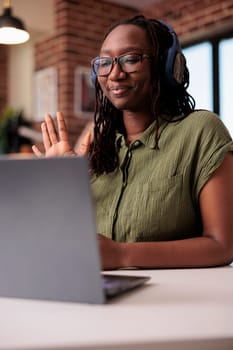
[33,15,233,270]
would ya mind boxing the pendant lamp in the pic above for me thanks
[0,0,30,44]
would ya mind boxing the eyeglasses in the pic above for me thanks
[91,53,151,77]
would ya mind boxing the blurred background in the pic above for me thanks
[0,0,232,155]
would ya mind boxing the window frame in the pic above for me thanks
[182,29,233,116]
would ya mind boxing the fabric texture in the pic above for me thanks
[91,110,233,242]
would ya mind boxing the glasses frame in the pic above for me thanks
[91,53,151,77]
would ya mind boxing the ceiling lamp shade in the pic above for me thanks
[0,0,30,44]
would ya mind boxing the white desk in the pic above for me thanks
[1,266,233,350]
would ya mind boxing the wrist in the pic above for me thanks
[118,242,133,268]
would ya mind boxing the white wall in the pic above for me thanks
[0,0,55,119]
[0,0,55,34]
[8,41,34,119]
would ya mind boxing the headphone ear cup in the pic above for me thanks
[90,58,99,86]
[158,20,186,89]
[173,52,186,85]
[90,68,97,86]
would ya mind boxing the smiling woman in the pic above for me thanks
[96,24,153,113]
[32,15,233,270]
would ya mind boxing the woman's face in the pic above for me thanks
[97,24,153,113]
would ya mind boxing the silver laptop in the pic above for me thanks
[0,156,149,304]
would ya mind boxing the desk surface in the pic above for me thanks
[1,266,233,350]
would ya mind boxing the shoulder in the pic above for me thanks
[182,111,233,198]
[162,109,232,150]
[159,110,232,153]
[181,110,231,136]
[181,109,223,127]
[169,110,232,148]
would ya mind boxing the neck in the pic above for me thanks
[123,111,154,142]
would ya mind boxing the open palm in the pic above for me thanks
[32,112,75,157]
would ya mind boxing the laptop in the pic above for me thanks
[0,156,150,304]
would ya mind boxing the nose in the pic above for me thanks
[108,59,126,80]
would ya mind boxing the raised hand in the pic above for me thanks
[32,112,76,157]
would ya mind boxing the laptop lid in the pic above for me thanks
[0,156,106,304]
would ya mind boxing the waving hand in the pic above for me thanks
[32,112,92,157]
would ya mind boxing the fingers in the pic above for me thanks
[57,111,69,142]
[42,112,69,149]
[41,120,52,151]
[35,112,75,158]
[44,114,58,146]
[32,145,42,157]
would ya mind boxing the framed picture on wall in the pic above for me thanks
[74,66,95,118]
[34,67,58,121]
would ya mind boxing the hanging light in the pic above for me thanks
[0,0,30,44]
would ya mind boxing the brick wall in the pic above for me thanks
[143,0,233,44]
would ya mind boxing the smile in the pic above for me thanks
[108,86,131,96]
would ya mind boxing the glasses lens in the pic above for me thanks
[92,54,145,76]
[97,57,113,76]
[119,54,142,73]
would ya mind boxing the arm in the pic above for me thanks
[99,152,233,269]
[32,112,91,157]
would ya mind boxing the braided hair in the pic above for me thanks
[89,15,195,176]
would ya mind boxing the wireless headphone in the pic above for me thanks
[91,64,98,86]
[90,19,186,89]
[158,20,186,89]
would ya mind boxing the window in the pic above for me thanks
[183,34,233,137]
[219,38,233,136]
[183,43,213,111]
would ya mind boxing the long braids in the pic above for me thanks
[89,87,121,176]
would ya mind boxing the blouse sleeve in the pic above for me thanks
[191,110,233,201]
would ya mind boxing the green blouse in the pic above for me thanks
[91,110,233,242]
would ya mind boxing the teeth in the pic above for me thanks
[111,87,124,91]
